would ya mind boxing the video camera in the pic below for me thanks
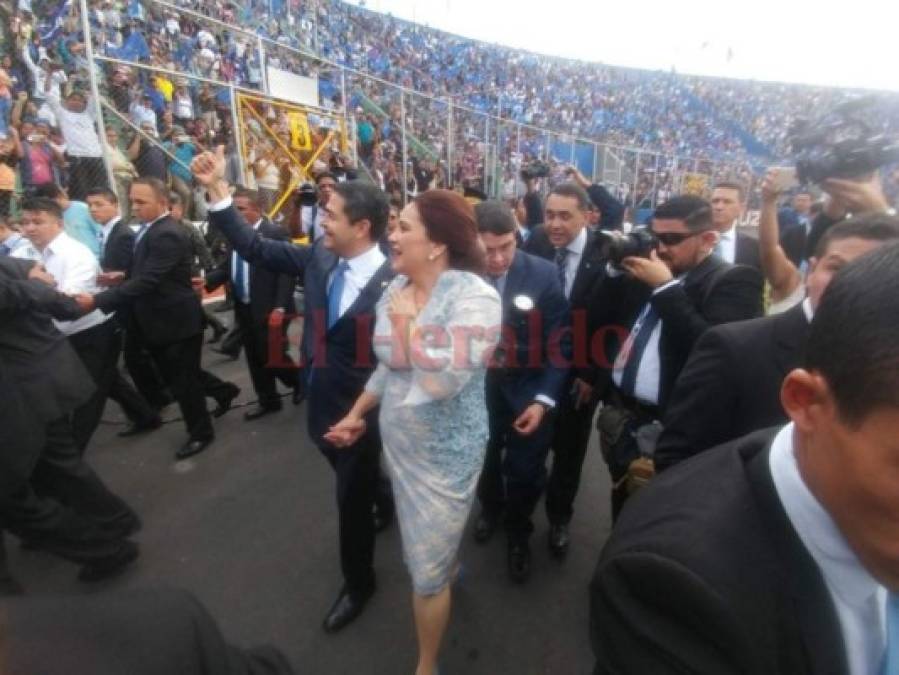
[790,97,899,184]
[520,160,551,181]
[603,228,658,268]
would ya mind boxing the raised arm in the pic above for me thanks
[759,169,801,303]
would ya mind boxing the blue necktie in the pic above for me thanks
[619,302,660,399]
[233,252,249,303]
[0,243,9,256]
[554,247,569,295]
[327,261,349,329]
[884,593,899,675]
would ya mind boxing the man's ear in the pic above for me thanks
[781,368,834,433]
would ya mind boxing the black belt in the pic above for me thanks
[615,392,660,422]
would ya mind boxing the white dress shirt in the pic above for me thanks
[715,224,738,264]
[330,243,386,319]
[611,278,682,406]
[232,218,263,303]
[12,231,111,335]
[559,226,587,299]
[770,423,887,675]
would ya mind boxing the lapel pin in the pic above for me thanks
[513,294,535,312]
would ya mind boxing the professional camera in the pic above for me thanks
[790,97,899,184]
[604,228,658,267]
[296,182,317,207]
[520,160,550,181]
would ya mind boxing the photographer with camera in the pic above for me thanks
[591,196,763,519]
[518,161,546,230]
[565,164,625,231]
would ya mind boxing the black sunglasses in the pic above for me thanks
[651,230,707,246]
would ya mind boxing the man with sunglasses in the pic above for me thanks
[591,195,763,519]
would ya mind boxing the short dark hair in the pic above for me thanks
[334,181,389,241]
[85,187,118,204]
[33,183,65,200]
[21,197,63,220]
[131,177,170,202]
[233,187,262,210]
[315,171,337,185]
[712,181,746,203]
[547,182,590,212]
[475,200,517,236]
[814,213,899,259]
[653,196,713,232]
[805,242,899,426]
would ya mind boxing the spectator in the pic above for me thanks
[45,88,108,200]
[33,183,102,258]
[128,121,168,182]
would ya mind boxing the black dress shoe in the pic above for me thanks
[508,541,531,584]
[207,328,226,344]
[77,541,139,582]
[212,385,240,418]
[97,512,143,540]
[548,523,570,559]
[322,585,374,633]
[473,512,498,544]
[117,417,163,437]
[176,437,213,460]
[243,404,281,421]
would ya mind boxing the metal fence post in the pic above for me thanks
[400,90,408,204]
[229,84,246,185]
[258,36,269,95]
[79,0,117,196]
[446,98,453,189]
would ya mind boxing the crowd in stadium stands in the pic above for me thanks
[1,0,899,220]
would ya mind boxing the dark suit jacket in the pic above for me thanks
[95,215,203,345]
[487,250,570,415]
[735,231,762,270]
[208,204,393,444]
[0,257,92,493]
[591,429,848,675]
[590,254,764,412]
[586,183,625,231]
[205,218,296,324]
[780,222,809,268]
[100,218,135,272]
[656,302,809,471]
[524,225,609,387]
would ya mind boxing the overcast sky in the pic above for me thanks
[355,0,899,92]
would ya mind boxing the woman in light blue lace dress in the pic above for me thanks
[326,190,501,675]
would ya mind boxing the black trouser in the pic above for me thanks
[66,156,108,201]
[0,417,135,565]
[123,328,172,409]
[320,434,380,598]
[146,333,214,441]
[69,320,120,453]
[108,368,160,427]
[234,302,296,409]
[544,394,600,526]
[478,394,556,544]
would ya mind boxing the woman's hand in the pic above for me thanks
[388,285,419,319]
[323,415,367,448]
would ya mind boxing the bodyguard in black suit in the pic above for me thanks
[590,196,763,517]
[473,202,570,583]
[81,178,236,460]
[193,147,392,633]
[710,182,763,271]
[206,188,297,419]
[86,188,163,437]
[0,256,139,581]
[591,244,899,674]
[523,183,609,558]
[656,214,899,472]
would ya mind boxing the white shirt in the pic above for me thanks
[558,226,587,299]
[46,91,103,158]
[770,423,887,675]
[611,279,681,406]
[330,243,386,319]
[232,218,263,303]
[12,231,111,335]
[715,224,738,264]
[302,203,327,241]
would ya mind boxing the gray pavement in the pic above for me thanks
[7,341,612,675]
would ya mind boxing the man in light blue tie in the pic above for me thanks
[591,241,899,675]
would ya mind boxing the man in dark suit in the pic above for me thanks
[192,147,392,633]
[85,187,163,438]
[590,195,763,518]
[590,242,899,675]
[206,188,298,420]
[472,201,570,583]
[2,588,294,675]
[75,178,238,460]
[656,214,899,472]
[710,181,762,270]
[0,256,139,582]
[523,182,609,558]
